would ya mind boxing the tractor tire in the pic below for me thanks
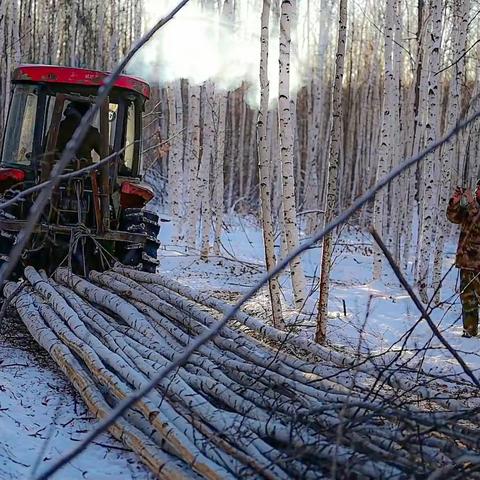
[0,200,32,279]
[0,230,21,280]
[120,208,160,273]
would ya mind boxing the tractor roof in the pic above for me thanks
[12,64,150,99]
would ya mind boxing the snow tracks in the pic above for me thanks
[4,266,480,479]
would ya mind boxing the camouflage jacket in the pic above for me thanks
[447,198,480,271]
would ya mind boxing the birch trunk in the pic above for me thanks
[212,90,228,255]
[307,0,333,231]
[200,81,215,260]
[316,0,348,343]
[226,96,236,209]
[245,110,257,200]
[167,81,183,244]
[389,0,403,263]
[258,0,284,329]
[278,0,307,310]
[184,84,201,250]
[431,0,469,301]
[372,0,396,280]
[416,0,443,302]
[237,92,247,202]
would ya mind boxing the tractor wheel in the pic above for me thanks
[119,208,160,273]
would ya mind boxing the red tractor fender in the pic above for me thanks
[0,168,26,194]
[120,181,154,209]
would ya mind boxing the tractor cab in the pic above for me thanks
[0,65,160,275]
[1,65,150,188]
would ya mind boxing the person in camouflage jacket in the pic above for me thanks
[447,183,480,337]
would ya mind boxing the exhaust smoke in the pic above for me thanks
[127,0,319,106]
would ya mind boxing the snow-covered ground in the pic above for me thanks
[1,215,477,479]
[0,321,155,479]
[159,216,480,379]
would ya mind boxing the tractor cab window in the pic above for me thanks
[123,103,135,174]
[2,86,142,177]
[43,98,122,166]
[108,103,119,163]
[2,85,38,165]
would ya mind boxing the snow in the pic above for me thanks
[0,323,154,479]
[159,216,480,380]
[1,215,477,479]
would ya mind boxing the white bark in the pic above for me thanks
[316,0,348,343]
[257,0,284,329]
[184,84,201,250]
[372,0,397,280]
[416,0,443,302]
[226,96,236,210]
[278,0,307,310]
[167,81,184,244]
[432,0,469,300]
[199,81,215,260]
[389,0,404,262]
[212,90,228,255]
[305,0,331,234]
[237,91,247,202]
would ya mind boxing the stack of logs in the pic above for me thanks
[5,266,480,479]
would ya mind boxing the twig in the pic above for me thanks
[143,128,186,162]
[369,227,480,388]
[91,441,131,452]
[30,398,63,478]
[435,38,480,76]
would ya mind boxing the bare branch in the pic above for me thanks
[369,226,480,387]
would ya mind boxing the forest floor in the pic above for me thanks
[0,216,477,479]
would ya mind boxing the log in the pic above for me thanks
[22,285,236,480]
[7,267,480,479]
[113,267,479,410]
[4,283,197,480]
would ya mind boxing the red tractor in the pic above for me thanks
[0,65,160,275]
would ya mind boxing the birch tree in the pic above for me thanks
[200,81,215,260]
[372,0,397,280]
[431,0,469,299]
[316,0,348,343]
[258,0,284,329]
[212,90,228,255]
[167,81,184,244]
[388,0,404,263]
[184,84,202,250]
[211,0,233,239]
[416,0,443,302]
[278,0,307,311]
[0,0,141,131]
